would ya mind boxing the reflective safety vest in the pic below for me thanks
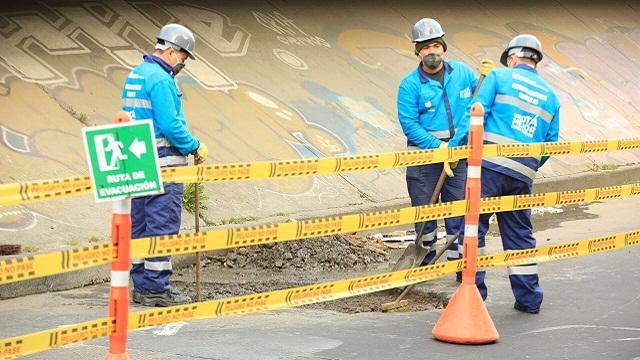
[474,64,560,185]
[121,54,199,167]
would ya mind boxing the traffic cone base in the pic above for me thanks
[432,282,499,344]
[104,352,130,360]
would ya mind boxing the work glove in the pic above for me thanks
[195,142,208,164]
[439,142,456,177]
[480,58,494,76]
[443,160,459,177]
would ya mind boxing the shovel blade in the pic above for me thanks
[391,243,429,271]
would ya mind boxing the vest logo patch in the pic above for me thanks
[511,113,537,138]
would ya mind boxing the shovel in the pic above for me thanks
[391,169,447,272]
[381,233,458,311]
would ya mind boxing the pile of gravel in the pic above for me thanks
[205,234,390,271]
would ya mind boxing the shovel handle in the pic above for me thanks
[472,73,486,98]
[429,169,447,204]
[414,169,448,247]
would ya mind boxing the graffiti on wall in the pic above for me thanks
[253,11,331,48]
[1,2,640,232]
[0,0,248,90]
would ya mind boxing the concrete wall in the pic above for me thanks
[1,1,639,246]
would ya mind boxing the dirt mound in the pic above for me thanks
[302,287,449,313]
[173,233,458,313]
[205,234,390,271]
[0,244,21,256]
[173,272,451,314]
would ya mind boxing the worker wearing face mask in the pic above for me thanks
[121,23,208,307]
[397,18,479,271]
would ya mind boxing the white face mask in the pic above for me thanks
[170,49,185,76]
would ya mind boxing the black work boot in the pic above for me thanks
[132,290,191,307]
[514,301,540,314]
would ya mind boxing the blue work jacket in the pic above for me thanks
[397,61,479,149]
[122,54,199,157]
[474,64,560,184]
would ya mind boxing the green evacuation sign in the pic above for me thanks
[82,120,163,202]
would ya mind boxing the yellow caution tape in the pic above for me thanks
[0,318,114,359]
[480,183,640,212]
[129,182,640,259]
[477,229,640,268]
[480,139,640,158]
[3,183,640,285]
[0,176,92,207]
[0,146,448,207]
[2,138,640,206]
[0,244,115,285]
[129,230,640,327]
[161,145,459,183]
[161,138,640,184]
[2,229,639,359]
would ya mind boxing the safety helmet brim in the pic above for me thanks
[182,49,195,60]
[181,49,195,60]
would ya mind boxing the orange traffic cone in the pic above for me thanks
[432,102,498,344]
[432,282,499,344]
[105,111,132,360]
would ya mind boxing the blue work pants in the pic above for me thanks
[130,182,184,294]
[460,168,543,312]
[406,160,467,265]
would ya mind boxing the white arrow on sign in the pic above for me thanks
[129,138,147,159]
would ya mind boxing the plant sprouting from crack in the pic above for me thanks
[183,183,215,226]
[63,103,92,126]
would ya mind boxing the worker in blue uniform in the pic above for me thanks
[397,18,479,270]
[122,23,208,307]
[467,34,560,313]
